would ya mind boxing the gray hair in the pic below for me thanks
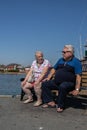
[64,45,74,54]
[35,51,43,56]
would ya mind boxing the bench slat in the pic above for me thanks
[81,79,87,82]
[82,76,87,79]
[81,83,87,87]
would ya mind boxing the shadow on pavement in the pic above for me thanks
[65,95,87,110]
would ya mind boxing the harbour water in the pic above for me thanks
[0,74,26,95]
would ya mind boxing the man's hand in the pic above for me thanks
[70,89,79,96]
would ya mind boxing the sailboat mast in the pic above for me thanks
[80,35,83,60]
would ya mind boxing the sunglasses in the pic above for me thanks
[62,51,71,54]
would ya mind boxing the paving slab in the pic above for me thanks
[0,96,87,130]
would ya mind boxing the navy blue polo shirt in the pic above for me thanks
[53,57,82,85]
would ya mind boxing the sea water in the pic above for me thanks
[0,74,25,95]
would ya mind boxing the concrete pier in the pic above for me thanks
[0,96,87,130]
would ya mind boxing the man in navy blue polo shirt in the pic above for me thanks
[42,45,82,112]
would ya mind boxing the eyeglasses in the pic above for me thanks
[62,51,71,54]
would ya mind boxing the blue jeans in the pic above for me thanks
[42,80,75,109]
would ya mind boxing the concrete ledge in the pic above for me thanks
[0,95,20,98]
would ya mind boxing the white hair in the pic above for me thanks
[64,45,74,54]
[35,51,43,56]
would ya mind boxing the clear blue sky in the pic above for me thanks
[0,0,87,66]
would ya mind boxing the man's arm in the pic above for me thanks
[75,74,81,90]
[72,74,81,95]
[45,68,56,81]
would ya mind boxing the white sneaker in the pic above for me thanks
[23,98,33,104]
[33,100,42,107]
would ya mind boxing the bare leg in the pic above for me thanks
[34,83,42,106]
[22,82,33,103]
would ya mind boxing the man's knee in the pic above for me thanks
[59,83,67,92]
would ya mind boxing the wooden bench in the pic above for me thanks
[20,71,87,101]
[52,71,87,96]
[79,71,87,95]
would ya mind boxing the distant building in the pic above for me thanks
[0,64,6,72]
[5,63,22,71]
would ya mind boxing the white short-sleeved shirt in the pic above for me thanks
[31,59,51,81]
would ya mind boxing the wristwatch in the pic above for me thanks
[75,88,79,91]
